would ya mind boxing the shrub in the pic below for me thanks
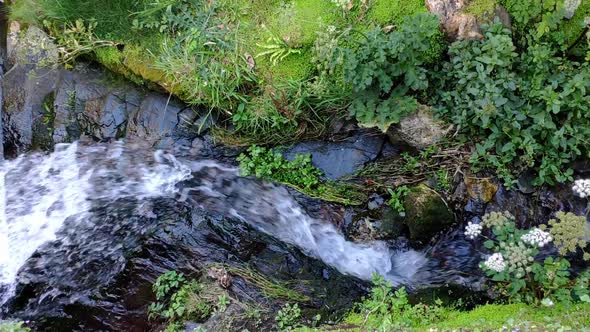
[437,23,590,186]
[314,14,444,132]
[465,211,590,304]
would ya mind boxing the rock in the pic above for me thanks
[346,207,405,242]
[283,133,384,180]
[404,184,455,242]
[4,198,365,331]
[426,0,483,40]
[126,94,184,145]
[464,177,498,203]
[367,193,385,210]
[387,106,450,150]
[564,0,582,19]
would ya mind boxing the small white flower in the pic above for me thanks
[541,298,555,307]
[521,228,552,248]
[464,222,483,239]
[572,179,590,198]
[484,253,506,272]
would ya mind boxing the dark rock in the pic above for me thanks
[126,94,184,145]
[283,133,384,180]
[3,198,365,331]
[367,193,385,210]
[404,184,455,242]
[517,171,536,194]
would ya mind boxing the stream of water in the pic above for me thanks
[0,141,468,306]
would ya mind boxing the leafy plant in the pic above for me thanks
[437,23,590,186]
[237,145,366,205]
[314,14,444,132]
[434,169,451,192]
[345,274,449,330]
[275,303,301,331]
[148,271,228,330]
[256,25,302,66]
[387,186,409,215]
[466,211,590,304]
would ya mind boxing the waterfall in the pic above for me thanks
[0,140,470,305]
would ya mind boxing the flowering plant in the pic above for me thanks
[465,211,590,304]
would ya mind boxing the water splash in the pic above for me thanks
[180,161,432,285]
[0,141,192,304]
[0,141,468,306]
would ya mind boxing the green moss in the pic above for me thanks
[464,0,499,19]
[367,0,427,26]
[403,184,455,241]
[259,47,315,83]
[269,0,340,48]
[562,0,590,47]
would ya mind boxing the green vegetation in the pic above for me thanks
[0,322,30,332]
[148,271,231,331]
[275,303,302,331]
[386,186,408,215]
[237,145,366,205]
[295,275,590,331]
[468,211,590,304]
[437,22,590,186]
[315,14,444,132]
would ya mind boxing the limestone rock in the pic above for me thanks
[404,184,455,241]
[426,0,482,40]
[387,106,450,150]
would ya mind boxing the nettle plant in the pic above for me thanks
[438,22,590,186]
[465,209,590,305]
[313,14,444,132]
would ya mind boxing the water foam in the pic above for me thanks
[0,142,192,304]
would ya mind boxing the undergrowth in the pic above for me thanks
[237,145,366,205]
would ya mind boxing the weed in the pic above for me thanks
[387,186,409,215]
[237,145,366,205]
[275,303,301,331]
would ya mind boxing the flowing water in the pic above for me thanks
[0,141,472,306]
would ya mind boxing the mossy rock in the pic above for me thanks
[403,184,455,241]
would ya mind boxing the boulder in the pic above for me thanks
[404,184,455,242]
[387,106,450,150]
[283,133,384,180]
[426,0,483,40]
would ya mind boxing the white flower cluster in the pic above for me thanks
[483,253,506,272]
[572,179,590,198]
[464,222,482,239]
[521,228,552,248]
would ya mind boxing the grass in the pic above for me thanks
[209,264,311,303]
[295,302,590,331]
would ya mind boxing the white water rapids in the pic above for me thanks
[0,141,434,305]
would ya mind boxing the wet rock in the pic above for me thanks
[126,94,184,145]
[367,193,385,210]
[404,184,455,242]
[387,106,450,150]
[464,177,498,203]
[3,199,364,331]
[347,211,404,242]
[517,171,536,194]
[283,133,384,180]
